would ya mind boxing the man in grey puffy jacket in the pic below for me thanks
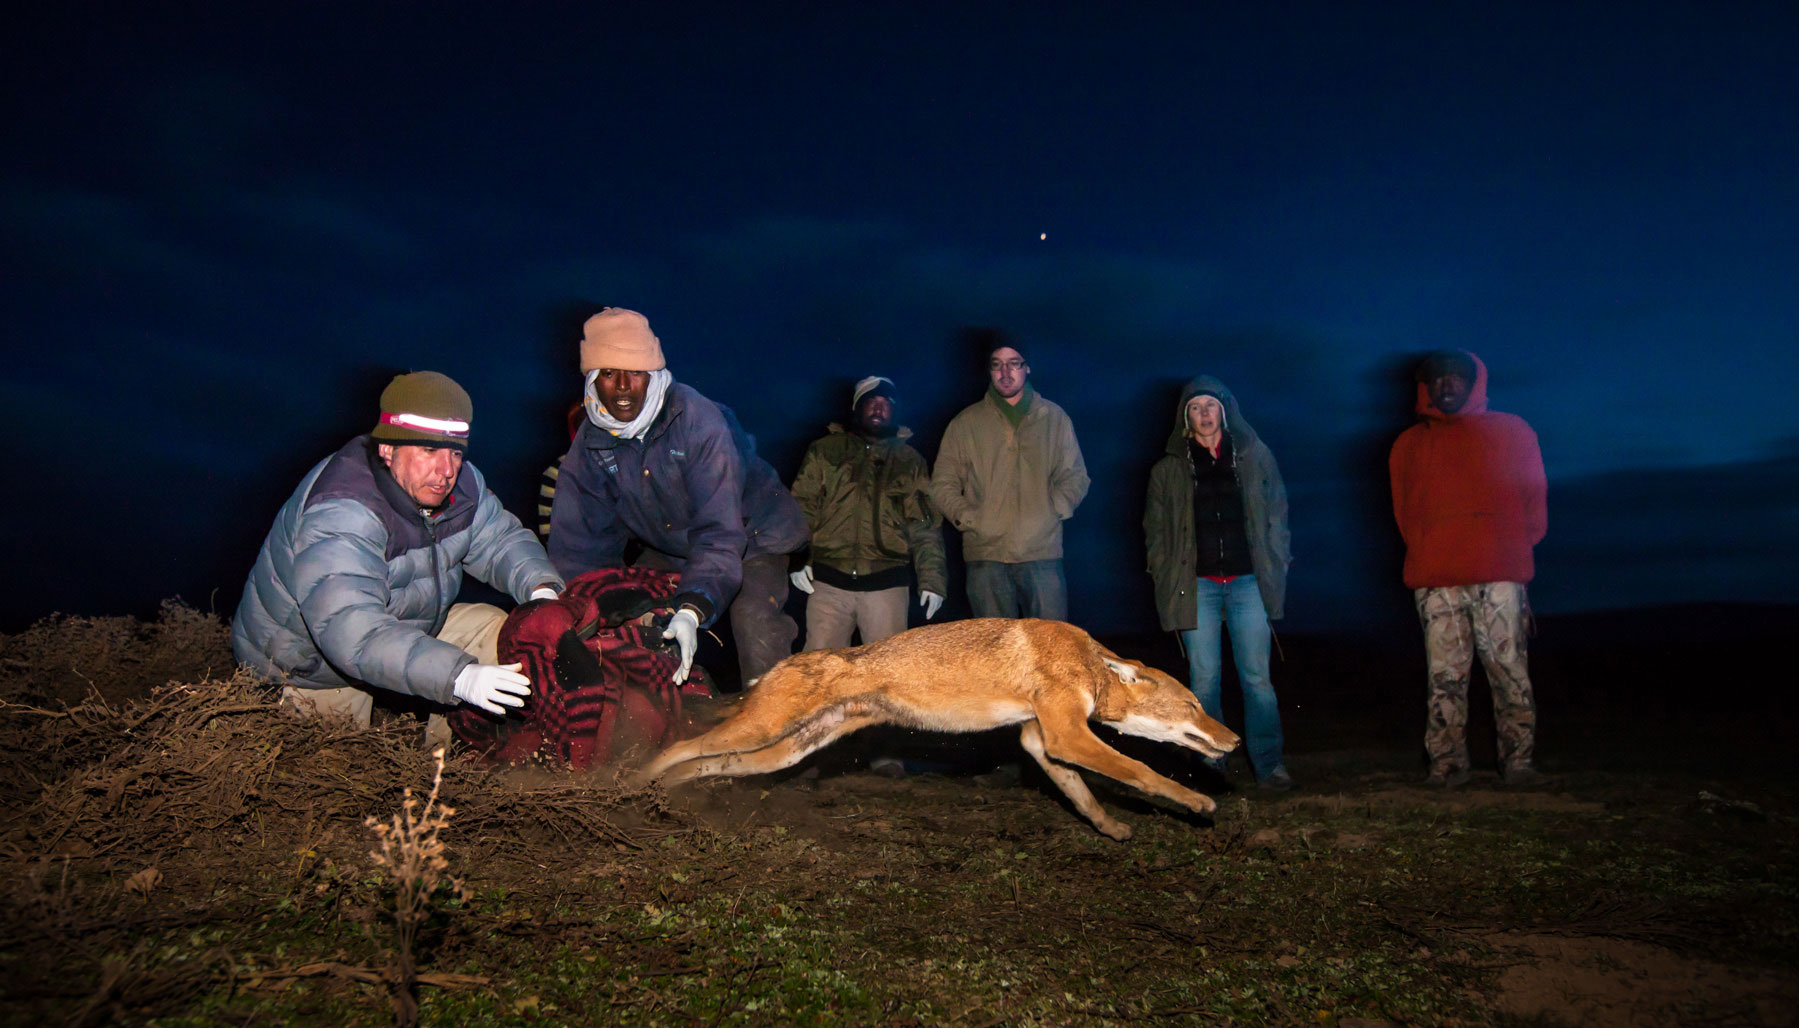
[233,371,564,730]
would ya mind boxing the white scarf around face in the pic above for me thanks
[584,369,672,440]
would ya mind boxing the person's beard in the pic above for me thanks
[856,415,898,439]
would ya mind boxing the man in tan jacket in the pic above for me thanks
[930,331,1090,621]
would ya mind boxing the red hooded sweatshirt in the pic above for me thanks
[1389,352,1547,589]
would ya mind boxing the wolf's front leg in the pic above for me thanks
[1018,721,1133,840]
[1035,710,1219,818]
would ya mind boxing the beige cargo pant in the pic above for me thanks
[801,582,909,651]
[1414,582,1537,777]
[278,603,507,748]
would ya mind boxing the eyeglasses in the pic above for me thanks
[989,359,1026,372]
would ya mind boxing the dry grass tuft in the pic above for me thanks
[365,747,473,1027]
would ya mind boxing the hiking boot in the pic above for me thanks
[1258,766,1295,792]
[1502,765,1547,787]
[1424,768,1473,789]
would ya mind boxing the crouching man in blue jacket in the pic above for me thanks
[547,308,809,688]
[233,371,564,733]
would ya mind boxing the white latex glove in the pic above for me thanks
[663,608,700,685]
[529,586,560,601]
[920,590,944,620]
[789,565,815,594]
[452,662,531,715]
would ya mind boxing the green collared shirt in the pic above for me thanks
[987,382,1035,426]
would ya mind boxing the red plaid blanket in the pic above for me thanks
[449,567,713,768]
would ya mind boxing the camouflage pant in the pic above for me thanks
[1414,582,1536,775]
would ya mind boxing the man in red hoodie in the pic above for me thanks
[1390,351,1547,788]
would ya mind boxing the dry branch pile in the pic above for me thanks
[0,600,235,709]
[0,607,695,942]
[0,605,708,1022]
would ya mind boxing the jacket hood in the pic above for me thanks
[1165,375,1259,456]
[1414,350,1491,419]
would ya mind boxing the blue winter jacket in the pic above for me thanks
[232,436,563,704]
[547,383,808,625]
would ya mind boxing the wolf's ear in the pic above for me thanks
[1101,657,1142,684]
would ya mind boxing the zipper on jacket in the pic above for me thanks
[866,442,893,567]
[425,513,447,637]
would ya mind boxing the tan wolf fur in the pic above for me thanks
[633,618,1241,840]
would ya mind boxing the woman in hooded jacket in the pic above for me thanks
[1142,376,1294,790]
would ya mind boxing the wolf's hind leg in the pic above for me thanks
[659,709,885,785]
[631,702,808,787]
[1019,720,1133,841]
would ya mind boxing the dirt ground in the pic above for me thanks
[1,604,1794,1027]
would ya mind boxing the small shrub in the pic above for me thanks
[365,747,472,1028]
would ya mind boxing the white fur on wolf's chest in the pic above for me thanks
[1106,712,1196,745]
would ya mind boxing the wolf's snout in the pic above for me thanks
[1185,727,1241,759]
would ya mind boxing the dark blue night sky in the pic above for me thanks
[5,2,1796,636]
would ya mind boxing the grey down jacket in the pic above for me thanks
[232,436,561,704]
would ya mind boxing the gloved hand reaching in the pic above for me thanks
[789,565,815,594]
[452,662,531,715]
[663,608,701,684]
[920,590,944,620]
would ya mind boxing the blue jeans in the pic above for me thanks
[1179,575,1284,779]
[966,559,1068,621]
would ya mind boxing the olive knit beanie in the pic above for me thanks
[370,371,473,451]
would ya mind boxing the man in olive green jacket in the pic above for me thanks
[790,376,948,649]
[931,333,1090,620]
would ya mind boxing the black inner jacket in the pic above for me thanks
[1189,434,1253,578]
